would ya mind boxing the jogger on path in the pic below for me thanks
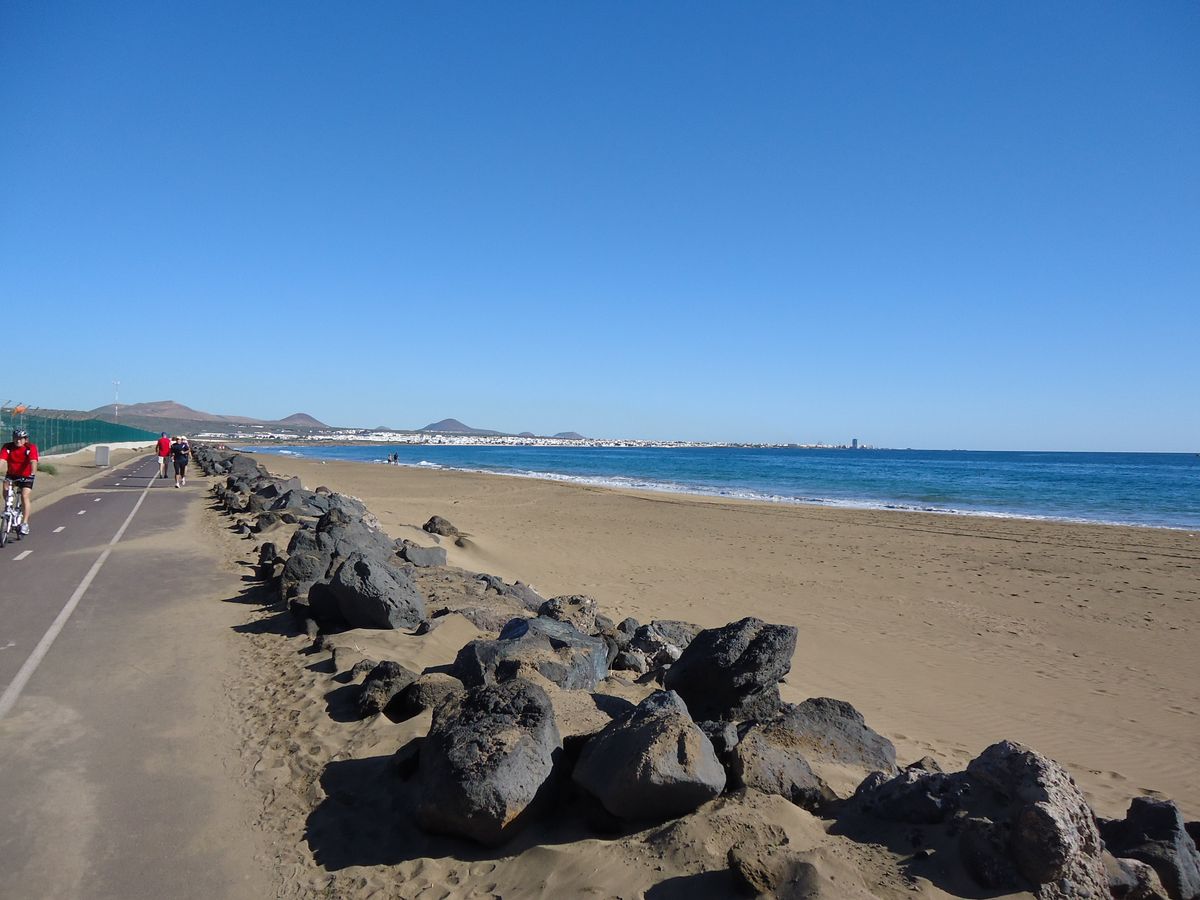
[171,436,191,487]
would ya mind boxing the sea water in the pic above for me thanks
[243,445,1200,530]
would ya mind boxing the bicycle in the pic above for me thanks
[0,481,24,548]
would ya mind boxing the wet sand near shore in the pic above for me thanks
[249,453,1200,819]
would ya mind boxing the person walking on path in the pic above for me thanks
[1,428,39,535]
[171,435,191,488]
[155,432,172,479]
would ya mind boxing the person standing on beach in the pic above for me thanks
[171,435,191,488]
[155,432,171,479]
[1,429,38,535]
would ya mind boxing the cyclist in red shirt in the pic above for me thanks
[1,429,39,535]
[155,432,172,478]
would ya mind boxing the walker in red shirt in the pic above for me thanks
[156,434,172,479]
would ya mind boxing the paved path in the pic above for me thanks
[0,456,266,899]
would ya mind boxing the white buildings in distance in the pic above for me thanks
[194,426,871,450]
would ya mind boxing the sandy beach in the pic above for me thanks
[244,453,1199,820]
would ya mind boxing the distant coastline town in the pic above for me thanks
[7,401,874,451]
[199,426,873,451]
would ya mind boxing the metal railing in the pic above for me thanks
[0,407,159,455]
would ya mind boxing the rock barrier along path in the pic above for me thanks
[0,454,268,900]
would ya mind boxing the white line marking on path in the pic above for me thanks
[53,526,65,533]
[77,510,86,516]
[13,550,31,561]
[93,498,101,502]
[0,472,157,720]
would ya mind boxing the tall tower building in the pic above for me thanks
[851,438,859,449]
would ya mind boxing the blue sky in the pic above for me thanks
[2,2,1196,450]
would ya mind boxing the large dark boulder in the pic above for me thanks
[778,698,898,788]
[397,541,447,568]
[270,488,320,513]
[630,624,684,668]
[613,617,640,650]
[959,816,1025,891]
[572,691,725,821]
[454,616,609,691]
[319,493,370,520]
[648,620,702,650]
[477,574,545,612]
[505,581,547,612]
[730,720,837,813]
[397,672,465,719]
[662,617,797,721]
[965,740,1109,898]
[416,679,562,846]
[328,552,426,630]
[611,648,649,674]
[358,661,419,717]
[1106,855,1171,900]
[317,507,394,561]
[254,476,302,499]
[538,595,597,633]
[280,505,400,607]
[226,455,267,480]
[1100,798,1200,900]
[853,741,1111,897]
[280,547,330,602]
[305,581,341,623]
[852,767,972,824]
[423,515,459,537]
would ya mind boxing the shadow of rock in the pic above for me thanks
[322,683,364,723]
[306,657,337,676]
[829,805,1013,899]
[644,870,740,898]
[305,754,618,871]
[232,610,300,638]
[223,582,276,606]
[591,692,635,718]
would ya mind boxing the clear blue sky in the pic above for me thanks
[2,2,1197,450]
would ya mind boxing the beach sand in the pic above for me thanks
[210,453,1200,898]
[248,454,1199,819]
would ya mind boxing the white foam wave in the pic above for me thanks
[383,461,1180,529]
[238,446,1189,531]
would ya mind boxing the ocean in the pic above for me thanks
[241,445,1200,531]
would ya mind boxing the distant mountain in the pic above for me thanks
[553,431,586,440]
[518,432,536,438]
[90,400,255,424]
[419,418,503,436]
[87,400,330,434]
[277,412,329,428]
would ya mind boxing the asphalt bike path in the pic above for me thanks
[0,454,266,899]
[0,455,163,688]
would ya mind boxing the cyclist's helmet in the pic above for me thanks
[12,429,27,441]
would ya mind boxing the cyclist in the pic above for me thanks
[1,429,38,536]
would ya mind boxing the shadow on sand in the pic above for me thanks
[304,752,652,872]
[827,802,1023,899]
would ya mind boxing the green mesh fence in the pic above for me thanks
[0,410,159,455]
